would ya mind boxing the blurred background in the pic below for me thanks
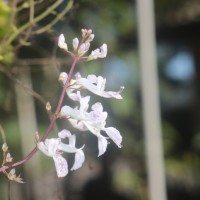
[0,0,200,199]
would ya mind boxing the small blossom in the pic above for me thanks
[60,96,122,156]
[2,142,8,152]
[37,130,85,177]
[6,153,13,162]
[87,44,107,60]
[46,101,51,111]
[8,169,24,183]
[81,29,92,38]
[75,73,124,99]
[58,34,68,51]
[73,37,79,51]
[59,72,124,100]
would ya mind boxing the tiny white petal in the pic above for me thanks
[68,118,88,131]
[60,106,80,120]
[99,44,107,58]
[58,129,72,139]
[58,34,68,50]
[37,141,52,157]
[104,127,122,148]
[53,155,68,177]
[97,135,108,156]
[69,134,76,146]
[75,73,123,99]
[9,169,15,175]
[59,72,68,84]
[58,143,78,153]
[71,149,85,170]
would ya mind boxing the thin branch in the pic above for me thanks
[0,56,79,172]
[1,0,65,51]
[33,0,74,35]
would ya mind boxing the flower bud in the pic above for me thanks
[78,42,90,56]
[46,101,51,111]
[2,142,8,152]
[58,34,68,51]
[34,131,40,142]
[73,37,79,51]
[6,153,13,162]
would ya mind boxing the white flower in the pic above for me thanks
[37,130,85,177]
[58,72,124,100]
[58,34,68,51]
[87,44,107,60]
[8,169,24,183]
[75,73,124,99]
[60,97,122,156]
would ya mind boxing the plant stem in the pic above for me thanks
[0,56,79,172]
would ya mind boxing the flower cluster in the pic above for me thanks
[1,143,24,183]
[37,29,124,177]
[38,130,84,177]
[58,29,107,60]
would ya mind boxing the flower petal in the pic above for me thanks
[58,143,78,153]
[68,118,88,131]
[58,34,68,50]
[73,37,79,51]
[37,142,51,157]
[97,134,108,156]
[60,106,80,120]
[58,129,72,139]
[53,155,68,177]
[99,44,107,58]
[71,149,85,170]
[76,74,123,99]
[104,127,122,148]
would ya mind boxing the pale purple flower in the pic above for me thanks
[78,42,90,56]
[58,34,68,51]
[75,73,124,99]
[58,72,124,100]
[37,130,85,177]
[60,96,122,156]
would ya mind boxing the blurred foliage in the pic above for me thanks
[0,0,200,199]
[0,1,11,39]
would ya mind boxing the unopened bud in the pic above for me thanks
[2,142,8,152]
[46,102,51,111]
[78,42,90,56]
[73,38,79,51]
[35,131,40,142]
[6,153,13,162]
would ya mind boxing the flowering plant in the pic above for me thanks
[0,29,124,180]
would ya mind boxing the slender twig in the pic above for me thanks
[29,0,34,24]
[33,0,73,35]
[1,0,65,50]
[0,56,79,172]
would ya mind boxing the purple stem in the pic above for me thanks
[0,56,79,172]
